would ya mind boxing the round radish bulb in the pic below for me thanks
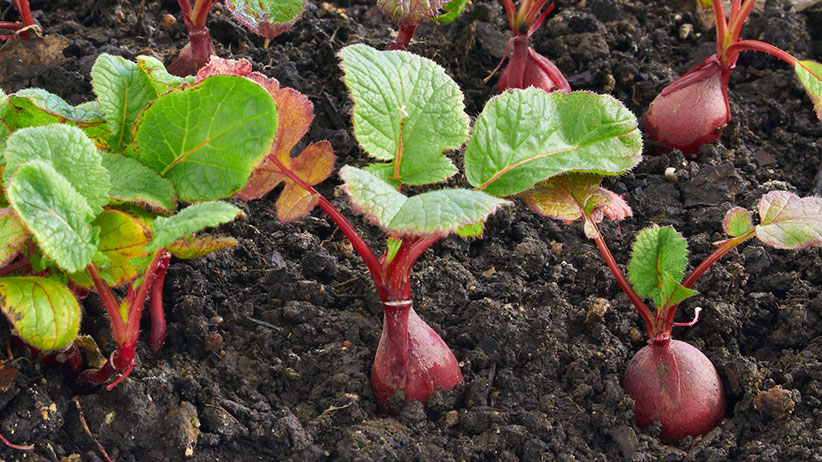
[643,55,732,157]
[371,302,463,408]
[498,37,570,93]
[622,338,725,443]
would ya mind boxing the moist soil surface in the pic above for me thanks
[1,0,822,460]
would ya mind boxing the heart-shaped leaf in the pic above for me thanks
[340,166,509,236]
[339,44,469,186]
[225,0,306,39]
[756,191,822,249]
[722,206,754,238]
[134,75,278,201]
[627,225,690,309]
[0,276,81,351]
[465,89,642,196]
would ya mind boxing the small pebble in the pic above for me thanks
[679,23,693,40]
[204,333,223,352]
[159,14,177,32]
[754,386,795,419]
[444,410,459,428]
[628,327,643,344]
[585,298,610,323]
[664,167,677,181]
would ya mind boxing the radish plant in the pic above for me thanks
[169,0,307,76]
[0,54,278,389]
[518,173,822,442]
[377,0,452,50]
[644,0,822,156]
[486,0,570,93]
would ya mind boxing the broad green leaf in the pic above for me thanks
[340,166,509,236]
[660,273,698,308]
[167,236,238,259]
[339,44,469,186]
[457,221,483,237]
[377,0,451,25]
[101,154,176,212]
[0,209,31,267]
[722,206,754,237]
[627,225,689,309]
[520,173,632,238]
[0,276,81,351]
[433,0,468,23]
[146,201,244,253]
[225,0,305,39]
[91,54,158,151]
[756,191,822,249]
[465,89,642,196]
[6,89,108,144]
[0,88,10,154]
[7,161,98,273]
[137,55,188,94]
[70,209,151,288]
[3,125,111,214]
[134,75,278,201]
[795,60,822,122]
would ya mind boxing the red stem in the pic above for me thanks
[389,24,418,51]
[0,259,30,277]
[660,231,755,333]
[587,219,657,337]
[728,0,757,44]
[724,39,798,67]
[714,0,728,57]
[124,250,166,340]
[148,253,171,352]
[12,0,33,27]
[0,431,33,451]
[88,265,127,345]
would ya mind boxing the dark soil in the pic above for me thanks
[2,0,822,460]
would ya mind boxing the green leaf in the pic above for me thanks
[137,55,187,94]
[225,0,306,39]
[101,154,176,212]
[340,166,509,236]
[722,206,754,238]
[627,225,690,309]
[0,88,11,154]
[465,89,642,196]
[660,273,698,308]
[696,0,712,8]
[0,208,31,267]
[134,75,278,201]
[70,209,152,288]
[756,191,822,249]
[339,44,469,186]
[385,237,403,264]
[146,201,244,253]
[433,0,468,23]
[3,125,111,214]
[91,54,159,151]
[6,89,108,144]
[377,0,451,25]
[7,161,99,273]
[457,221,483,237]
[0,276,81,351]
[795,60,822,122]
[167,236,238,259]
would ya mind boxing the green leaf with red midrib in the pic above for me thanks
[795,60,822,122]
[0,276,81,351]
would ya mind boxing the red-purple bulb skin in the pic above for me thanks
[498,36,571,93]
[371,304,463,407]
[643,55,733,157]
[622,338,725,444]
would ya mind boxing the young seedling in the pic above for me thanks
[377,0,452,50]
[0,54,278,389]
[485,0,570,93]
[230,45,508,407]
[0,0,36,39]
[644,0,822,156]
[169,0,307,76]
[518,172,822,442]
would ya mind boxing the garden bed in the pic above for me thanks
[1,0,821,460]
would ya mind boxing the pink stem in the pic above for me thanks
[0,431,33,451]
[124,250,166,339]
[673,307,702,327]
[725,39,798,67]
[525,1,553,37]
[88,265,127,345]
[714,0,728,57]
[76,341,136,389]
[389,24,418,51]
[148,253,171,352]
[729,0,757,43]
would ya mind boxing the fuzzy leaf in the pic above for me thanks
[6,90,108,145]
[340,166,509,236]
[457,221,483,237]
[660,273,698,308]
[0,276,81,351]
[520,173,632,237]
[146,201,244,253]
[723,207,754,237]
[91,54,159,151]
[795,60,822,122]
[3,125,111,215]
[756,191,822,249]
[377,0,451,25]
[101,154,176,212]
[70,209,151,288]
[627,225,690,309]
[225,0,306,39]
[0,89,9,154]
[465,89,642,196]
[339,44,469,186]
[137,55,191,94]
[433,0,468,23]
[0,209,31,267]
[6,161,98,273]
[134,75,278,201]
[167,236,238,259]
